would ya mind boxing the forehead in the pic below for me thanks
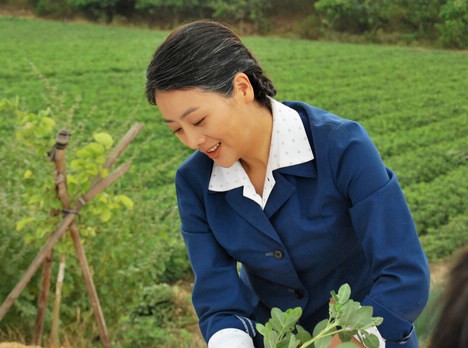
[156,89,226,120]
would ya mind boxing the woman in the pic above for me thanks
[145,20,430,348]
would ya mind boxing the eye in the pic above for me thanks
[172,128,182,134]
[193,117,206,127]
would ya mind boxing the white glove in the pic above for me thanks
[208,328,255,348]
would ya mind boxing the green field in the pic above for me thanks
[0,16,467,347]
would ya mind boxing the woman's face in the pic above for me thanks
[155,86,253,168]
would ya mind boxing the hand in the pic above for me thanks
[328,334,365,348]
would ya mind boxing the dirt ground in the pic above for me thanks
[429,261,449,287]
[0,344,41,348]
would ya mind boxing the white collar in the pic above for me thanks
[208,98,314,208]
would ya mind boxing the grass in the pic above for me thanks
[0,15,466,347]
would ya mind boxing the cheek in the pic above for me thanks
[178,135,192,148]
[216,114,239,138]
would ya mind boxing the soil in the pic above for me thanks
[429,262,450,287]
[0,344,41,348]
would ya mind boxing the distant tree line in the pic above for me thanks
[2,0,466,48]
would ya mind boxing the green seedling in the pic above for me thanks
[256,283,383,348]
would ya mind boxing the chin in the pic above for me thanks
[214,158,237,169]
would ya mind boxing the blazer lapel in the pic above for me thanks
[222,159,317,241]
[224,188,283,244]
[265,160,317,218]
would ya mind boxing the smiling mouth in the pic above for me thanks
[207,142,221,153]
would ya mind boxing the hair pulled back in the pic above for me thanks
[145,20,276,109]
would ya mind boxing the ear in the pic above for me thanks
[232,72,255,103]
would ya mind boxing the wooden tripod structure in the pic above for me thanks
[0,123,143,348]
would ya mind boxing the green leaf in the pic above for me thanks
[100,209,112,222]
[87,142,105,156]
[312,319,328,337]
[277,332,294,348]
[270,307,286,332]
[362,333,380,348]
[337,300,361,328]
[41,116,55,128]
[270,307,300,333]
[315,335,332,348]
[330,289,339,304]
[67,174,78,185]
[23,169,32,179]
[287,334,299,348]
[94,132,114,149]
[95,155,106,164]
[343,305,374,330]
[70,159,83,169]
[100,168,109,178]
[336,283,351,304]
[371,317,384,327]
[338,330,354,342]
[117,194,134,209]
[16,217,36,231]
[336,342,361,347]
[266,329,280,348]
[76,148,89,158]
[283,307,302,330]
[295,325,312,344]
[256,323,268,336]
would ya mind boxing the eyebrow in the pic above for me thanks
[163,106,200,123]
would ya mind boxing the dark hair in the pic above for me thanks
[429,247,468,348]
[145,20,276,108]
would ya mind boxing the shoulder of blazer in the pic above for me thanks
[176,150,213,187]
[282,100,347,130]
[282,100,352,157]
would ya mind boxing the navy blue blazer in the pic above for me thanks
[175,101,430,347]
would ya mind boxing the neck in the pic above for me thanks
[240,103,273,194]
[242,104,272,168]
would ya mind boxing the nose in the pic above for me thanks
[184,129,206,150]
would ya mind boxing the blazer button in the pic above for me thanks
[294,289,304,299]
[274,250,283,259]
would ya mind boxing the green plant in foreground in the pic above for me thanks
[2,97,134,249]
[256,283,383,348]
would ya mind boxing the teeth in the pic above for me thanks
[208,143,220,153]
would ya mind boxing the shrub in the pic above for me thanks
[437,0,468,48]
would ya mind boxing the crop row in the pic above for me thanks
[373,112,467,158]
[420,212,468,262]
[405,165,468,236]
[360,98,467,136]
[385,136,467,188]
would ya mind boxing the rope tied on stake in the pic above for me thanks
[48,130,72,161]
[61,208,80,222]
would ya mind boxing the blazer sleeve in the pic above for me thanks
[175,168,258,343]
[327,120,430,344]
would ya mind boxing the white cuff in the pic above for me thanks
[208,328,255,348]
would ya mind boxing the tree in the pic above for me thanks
[68,0,136,23]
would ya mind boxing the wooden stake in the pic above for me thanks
[50,253,66,348]
[33,249,53,346]
[69,224,111,348]
[33,129,72,346]
[91,123,143,187]
[51,130,113,348]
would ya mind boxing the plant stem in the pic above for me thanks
[300,324,357,348]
